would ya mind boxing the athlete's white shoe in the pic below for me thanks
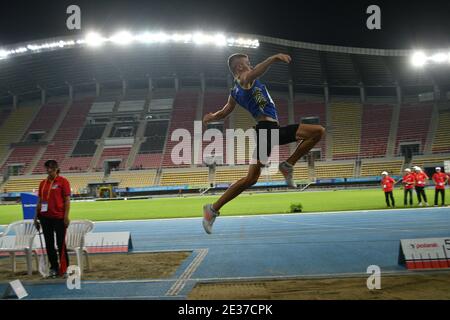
[279,161,296,188]
[202,204,219,234]
[418,202,423,207]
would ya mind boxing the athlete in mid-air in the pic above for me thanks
[201,53,325,234]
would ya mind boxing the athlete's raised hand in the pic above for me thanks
[203,112,215,125]
[273,53,292,64]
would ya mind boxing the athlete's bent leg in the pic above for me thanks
[212,163,264,212]
[286,124,325,166]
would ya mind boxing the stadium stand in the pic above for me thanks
[162,90,199,167]
[1,37,450,193]
[109,122,139,138]
[0,108,11,127]
[292,163,309,181]
[108,170,157,188]
[89,101,115,114]
[117,100,145,113]
[21,103,65,140]
[360,104,394,158]
[330,101,362,159]
[314,161,355,179]
[60,156,93,173]
[0,104,40,169]
[0,174,46,193]
[431,110,450,153]
[214,166,251,184]
[159,168,209,187]
[148,98,174,112]
[133,120,169,169]
[95,146,132,170]
[360,159,404,177]
[64,123,107,171]
[410,155,450,169]
[138,120,168,153]
[33,99,93,174]
[2,102,66,174]
[133,153,163,169]
[1,146,42,175]
[293,99,326,160]
[395,102,433,155]
[64,172,105,194]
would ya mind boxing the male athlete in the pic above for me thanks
[201,53,325,234]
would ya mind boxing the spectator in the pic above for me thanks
[402,168,414,207]
[381,171,396,208]
[414,166,429,206]
[432,167,448,206]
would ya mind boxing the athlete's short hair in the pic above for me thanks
[228,53,248,75]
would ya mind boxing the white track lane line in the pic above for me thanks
[166,248,208,296]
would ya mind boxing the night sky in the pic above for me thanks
[1,0,450,49]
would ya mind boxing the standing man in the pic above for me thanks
[33,160,71,278]
[414,166,429,207]
[432,167,448,206]
[402,168,415,207]
[381,171,396,208]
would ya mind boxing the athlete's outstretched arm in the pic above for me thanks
[203,95,236,124]
[240,53,291,86]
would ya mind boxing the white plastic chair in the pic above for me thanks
[0,220,39,275]
[65,220,94,274]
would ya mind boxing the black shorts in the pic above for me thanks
[253,121,299,163]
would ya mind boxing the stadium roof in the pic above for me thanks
[1,32,450,102]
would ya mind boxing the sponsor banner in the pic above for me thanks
[398,237,450,270]
[215,183,231,188]
[253,181,287,187]
[346,177,380,183]
[0,192,22,198]
[115,185,189,193]
[316,178,346,184]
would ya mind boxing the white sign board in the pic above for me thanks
[2,280,28,299]
[399,237,450,269]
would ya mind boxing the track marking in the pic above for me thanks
[258,215,416,232]
[166,248,208,296]
[0,206,447,228]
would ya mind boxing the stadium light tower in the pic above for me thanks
[110,31,134,45]
[411,51,427,67]
[0,50,9,60]
[411,50,450,67]
[85,32,106,47]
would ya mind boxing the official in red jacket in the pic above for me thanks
[414,166,429,206]
[432,167,448,206]
[381,171,396,207]
[33,160,71,278]
[402,168,415,206]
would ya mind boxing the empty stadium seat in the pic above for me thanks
[330,101,362,159]
[395,103,433,155]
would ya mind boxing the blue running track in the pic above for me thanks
[0,207,449,299]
